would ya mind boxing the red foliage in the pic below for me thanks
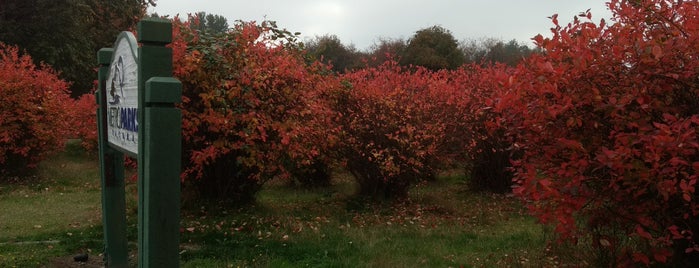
[499,0,699,264]
[153,4,699,263]
[450,64,520,192]
[330,61,465,198]
[0,43,72,174]
[71,93,98,152]
[171,17,334,201]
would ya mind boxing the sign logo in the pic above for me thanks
[105,32,139,155]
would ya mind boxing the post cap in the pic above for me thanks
[138,18,172,44]
[97,48,114,65]
[145,77,182,104]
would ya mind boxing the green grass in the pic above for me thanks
[0,141,102,240]
[177,175,557,267]
[0,140,106,267]
[0,141,576,267]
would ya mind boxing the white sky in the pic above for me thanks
[149,1,612,50]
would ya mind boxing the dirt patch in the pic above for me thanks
[45,255,104,268]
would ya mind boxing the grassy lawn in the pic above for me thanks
[0,141,105,267]
[0,141,577,267]
[177,176,560,268]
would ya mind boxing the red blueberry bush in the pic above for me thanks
[0,43,72,175]
[88,3,699,264]
[450,64,520,193]
[329,62,467,199]
[71,92,98,153]
[171,17,335,201]
[499,0,699,265]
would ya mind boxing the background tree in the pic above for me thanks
[0,0,154,97]
[304,34,361,73]
[461,38,535,66]
[366,37,407,67]
[485,39,534,66]
[400,25,465,70]
[192,12,229,34]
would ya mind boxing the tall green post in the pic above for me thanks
[137,19,182,268]
[97,48,129,267]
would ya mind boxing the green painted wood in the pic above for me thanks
[139,46,173,78]
[145,77,182,104]
[97,48,129,268]
[136,18,182,268]
[142,103,181,267]
[137,18,172,44]
[98,48,113,65]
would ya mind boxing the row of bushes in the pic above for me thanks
[169,2,699,264]
[170,16,517,201]
[3,0,699,264]
[0,16,511,197]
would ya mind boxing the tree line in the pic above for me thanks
[0,2,534,98]
[305,27,537,73]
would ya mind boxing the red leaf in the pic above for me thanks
[652,45,663,60]
[281,135,290,145]
[636,225,652,240]
[551,14,559,26]
[653,249,672,263]
[539,179,552,187]
[557,138,584,151]
[633,253,650,265]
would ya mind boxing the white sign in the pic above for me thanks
[105,32,139,155]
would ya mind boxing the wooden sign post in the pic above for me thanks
[97,18,182,268]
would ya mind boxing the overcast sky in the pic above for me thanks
[149,1,612,50]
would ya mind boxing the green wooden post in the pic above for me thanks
[97,48,129,267]
[137,18,182,267]
[142,77,182,267]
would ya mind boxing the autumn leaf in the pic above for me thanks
[651,45,663,60]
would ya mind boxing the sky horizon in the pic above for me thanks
[149,1,612,50]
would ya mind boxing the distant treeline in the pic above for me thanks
[303,27,538,73]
